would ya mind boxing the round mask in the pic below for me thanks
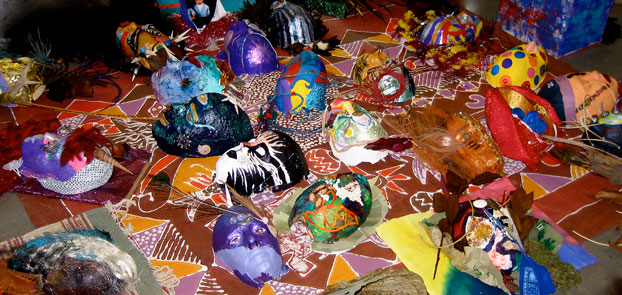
[485,41,548,90]
[213,206,288,288]
[152,93,254,158]
[288,173,373,244]
[216,21,279,76]
[351,51,415,105]
[538,71,619,123]
[19,128,114,195]
[272,50,327,118]
[152,55,228,105]
[213,130,308,197]
[323,100,389,166]
[270,0,315,48]
[420,12,482,45]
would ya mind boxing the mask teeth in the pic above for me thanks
[94,148,133,175]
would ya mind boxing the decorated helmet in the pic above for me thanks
[213,130,308,197]
[152,55,230,105]
[270,0,316,48]
[116,22,183,72]
[19,126,119,195]
[323,100,389,166]
[216,21,279,76]
[152,93,254,157]
[420,12,482,45]
[272,50,327,118]
[485,41,548,90]
[288,173,373,244]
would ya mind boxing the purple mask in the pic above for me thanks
[212,206,288,288]
[216,21,278,76]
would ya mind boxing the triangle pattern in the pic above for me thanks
[324,63,345,77]
[382,45,403,60]
[520,173,548,200]
[341,252,396,277]
[570,165,590,179]
[341,40,364,58]
[327,255,358,286]
[521,173,572,193]
[176,271,206,294]
[104,126,121,135]
[119,98,147,116]
[131,221,169,257]
[366,34,399,43]
[259,283,277,295]
[332,59,356,78]
[96,105,127,117]
[150,259,206,278]
[120,213,168,234]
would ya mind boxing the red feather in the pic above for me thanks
[60,126,111,167]
[0,119,61,194]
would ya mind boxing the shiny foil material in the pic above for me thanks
[485,86,563,170]
[0,57,43,103]
[270,1,315,47]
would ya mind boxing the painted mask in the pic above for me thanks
[420,12,482,45]
[273,50,327,118]
[352,51,415,105]
[152,93,254,158]
[270,0,316,48]
[323,99,389,166]
[383,106,504,182]
[152,55,229,105]
[116,22,183,72]
[538,71,619,123]
[485,41,548,90]
[213,130,308,196]
[288,173,373,244]
[216,21,279,76]
[443,113,505,180]
[18,126,117,195]
[212,206,288,288]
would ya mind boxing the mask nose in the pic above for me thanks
[247,236,260,250]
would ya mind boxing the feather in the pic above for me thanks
[60,126,112,167]
[312,36,341,56]
[0,119,61,195]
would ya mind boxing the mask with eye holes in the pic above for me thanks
[212,206,288,288]
[152,93,254,158]
[213,130,308,196]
